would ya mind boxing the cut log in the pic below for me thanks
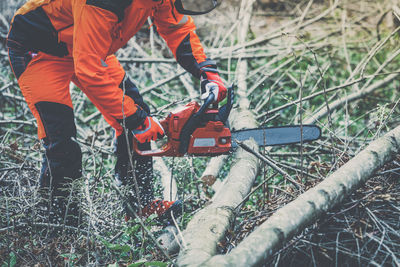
[200,155,228,188]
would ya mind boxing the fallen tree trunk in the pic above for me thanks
[203,124,400,266]
[200,155,229,197]
[200,155,228,188]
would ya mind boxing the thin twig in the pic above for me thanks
[236,140,303,189]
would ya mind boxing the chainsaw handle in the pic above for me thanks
[196,92,215,116]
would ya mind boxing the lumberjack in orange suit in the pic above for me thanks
[7,0,226,225]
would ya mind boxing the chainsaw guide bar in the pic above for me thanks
[231,125,322,148]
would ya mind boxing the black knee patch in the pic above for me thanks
[36,101,77,139]
[36,102,82,192]
[7,7,69,57]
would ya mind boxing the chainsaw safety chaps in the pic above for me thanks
[114,132,154,216]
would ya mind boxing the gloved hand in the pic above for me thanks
[200,71,227,104]
[133,116,165,143]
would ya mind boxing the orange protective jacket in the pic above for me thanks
[11,0,208,74]
[7,0,211,138]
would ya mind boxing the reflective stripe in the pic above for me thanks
[168,15,189,28]
[100,59,108,67]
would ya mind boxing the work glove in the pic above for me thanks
[133,116,165,143]
[199,60,227,104]
[200,70,227,104]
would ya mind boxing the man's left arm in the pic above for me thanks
[153,1,226,103]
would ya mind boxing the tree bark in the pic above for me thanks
[200,155,228,188]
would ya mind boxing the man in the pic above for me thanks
[6,0,226,226]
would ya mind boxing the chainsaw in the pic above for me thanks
[133,85,321,157]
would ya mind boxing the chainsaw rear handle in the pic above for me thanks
[132,137,177,157]
[131,93,216,157]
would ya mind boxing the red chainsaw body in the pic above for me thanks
[133,101,232,157]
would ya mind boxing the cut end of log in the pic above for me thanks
[157,226,180,255]
[202,175,217,186]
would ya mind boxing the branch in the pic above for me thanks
[236,140,302,189]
